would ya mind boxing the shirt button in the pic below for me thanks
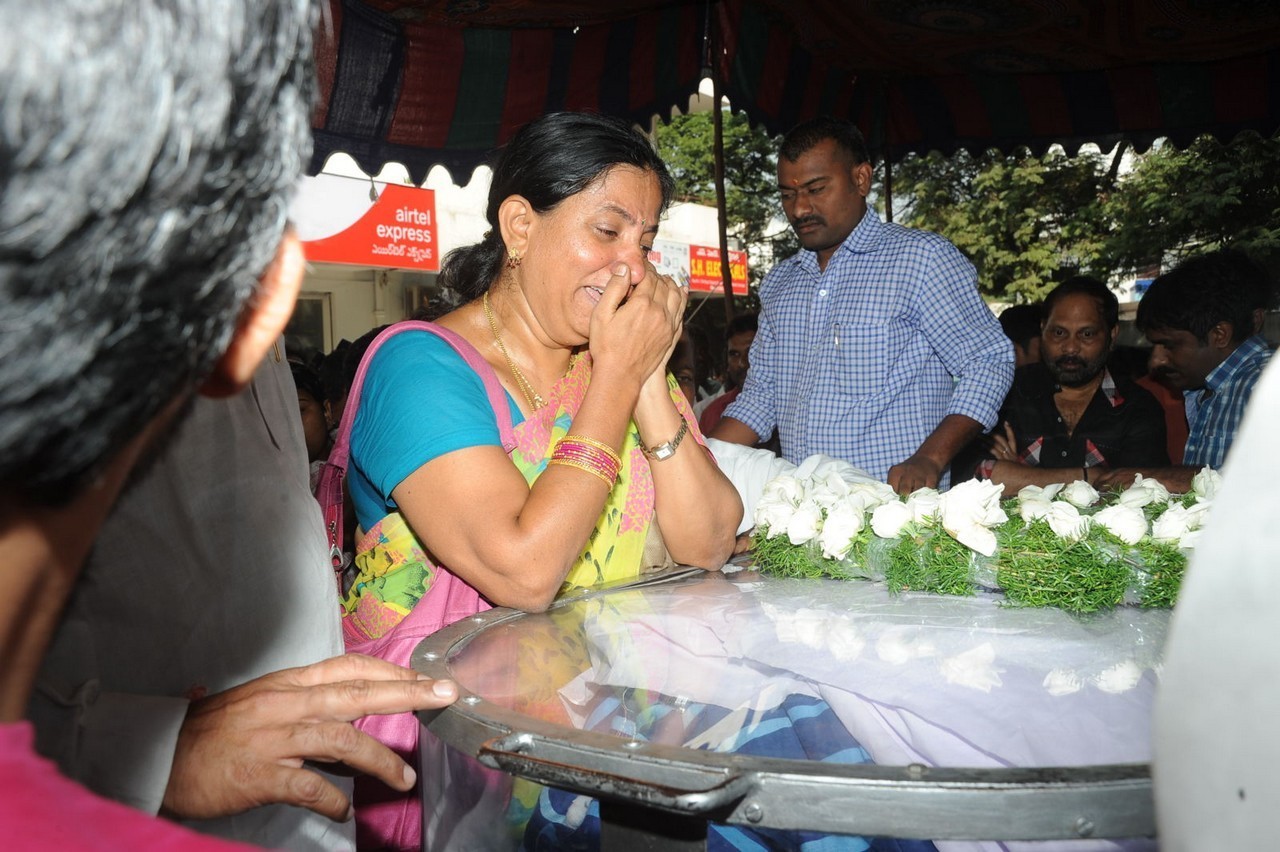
[819,289,828,297]
[1060,450,1068,457]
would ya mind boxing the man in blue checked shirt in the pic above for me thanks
[1095,249,1275,493]
[710,117,1014,493]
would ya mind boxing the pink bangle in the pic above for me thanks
[550,437,621,485]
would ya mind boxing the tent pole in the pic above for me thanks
[712,69,734,353]
[883,154,894,223]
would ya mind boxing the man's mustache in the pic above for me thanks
[791,216,824,229]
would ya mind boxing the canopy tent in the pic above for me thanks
[312,0,1280,183]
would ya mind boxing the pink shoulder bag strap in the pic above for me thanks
[315,320,516,587]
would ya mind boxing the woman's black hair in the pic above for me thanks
[438,112,675,300]
[289,359,325,405]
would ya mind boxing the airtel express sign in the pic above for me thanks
[650,238,748,296]
[297,182,438,271]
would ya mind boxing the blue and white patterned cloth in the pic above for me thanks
[724,212,1013,485]
[520,692,936,852]
[1183,334,1272,468]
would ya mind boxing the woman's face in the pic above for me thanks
[519,165,664,346]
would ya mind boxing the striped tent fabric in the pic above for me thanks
[311,0,1280,180]
[313,0,707,182]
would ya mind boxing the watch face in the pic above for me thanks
[644,417,688,461]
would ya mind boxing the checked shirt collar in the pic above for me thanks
[1200,335,1270,401]
[791,208,882,275]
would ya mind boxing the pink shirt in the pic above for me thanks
[0,722,254,851]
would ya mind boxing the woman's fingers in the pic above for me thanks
[596,262,636,314]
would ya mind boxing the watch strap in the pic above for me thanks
[639,417,689,461]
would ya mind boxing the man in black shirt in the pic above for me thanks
[976,277,1169,496]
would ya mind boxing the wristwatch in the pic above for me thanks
[640,418,689,461]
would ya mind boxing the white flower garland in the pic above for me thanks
[751,468,1222,611]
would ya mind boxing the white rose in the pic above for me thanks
[949,523,999,557]
[846,481,897,514]
[1192,467,1223,501]
[1093,504,1149,545]
[1019,496,1054,523]
[1138,473,1171,505]
[818,502,864,559]
[1117,488,1152,509]
[938,481,1006,556]
[785,502,823,545]
[1060,479,1101,508]
[1043,668,1083,696]
[942,478,1008,524]
[754,497,796,535]
[1046,501,1091,541]
[1151,504,1195,544]
[1184,500,1211,527]
[905,487,941,524]
[1117,474,1170,508]
[1018,483,1064,503]
[871,501,914,539]
[1179,528,1204,549]
[1095,660,1143,694]
[761,474,806,506]
[806,471,850,510]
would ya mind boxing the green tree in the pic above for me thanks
[885,133,1280,300]
[1100,132,1280,274]
[654,109,796,290]
[889,147,1112,302]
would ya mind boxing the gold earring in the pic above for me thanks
[505,247,523,269]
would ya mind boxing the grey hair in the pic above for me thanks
[0,0,316,502]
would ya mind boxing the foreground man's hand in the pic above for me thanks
[162,654,458,822]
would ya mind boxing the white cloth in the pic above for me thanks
[28,350,353,851]
[706,437,878,535]
[1154,357,1280,848]
[693,385,726,418]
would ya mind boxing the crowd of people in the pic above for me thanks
[2,1,1277,850]
[963,251,1274,496]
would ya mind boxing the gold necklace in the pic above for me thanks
[483,291,546,411]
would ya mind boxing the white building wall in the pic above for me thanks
[292,153,728,352]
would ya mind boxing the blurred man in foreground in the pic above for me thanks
[0,1,456,846]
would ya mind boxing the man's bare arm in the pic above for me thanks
[989,461,1094,498]
[888,414,985,494]
[1094,466,1198,494]
[709,416,762,447]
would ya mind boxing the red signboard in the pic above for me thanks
[687,244,748,295]
[302,184,439,271]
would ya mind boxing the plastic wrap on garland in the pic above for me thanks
[753,501,1195,614]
